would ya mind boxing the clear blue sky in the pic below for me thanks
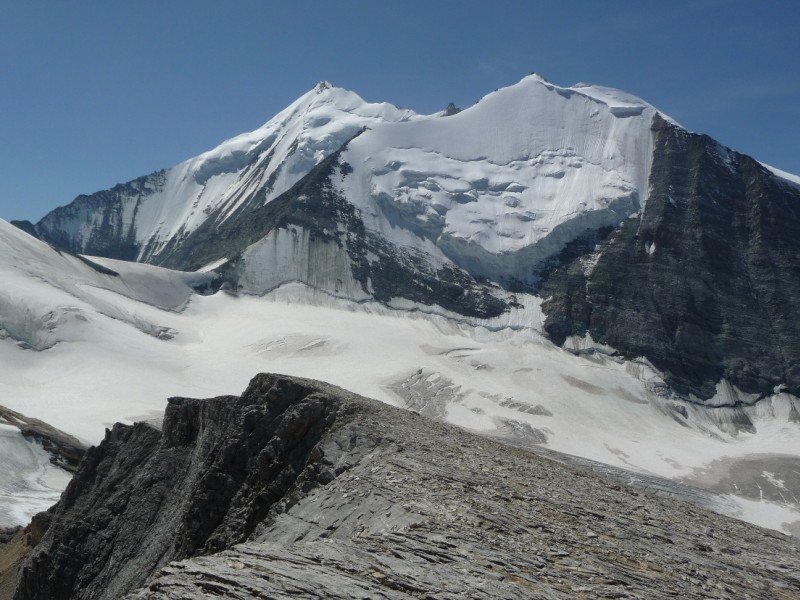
[1,0,798,222]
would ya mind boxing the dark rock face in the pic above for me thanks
[8,221,37,238]
[34,172,167,261]
[442,102,461,116]
[12,373,800,599]
[541,115,800,402]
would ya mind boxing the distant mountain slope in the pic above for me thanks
[0,218,214,351]
[33,82,418,263]
[32,75,659,295]
[26,75,800,406]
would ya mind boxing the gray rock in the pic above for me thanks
[35,172,167,262]
[12,373,800,599]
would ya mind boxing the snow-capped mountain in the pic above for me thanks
[31,75,661,314]
[28,74,800,407]
[33,75,660,288]
[5,76,800,535]
[32,82,418,264]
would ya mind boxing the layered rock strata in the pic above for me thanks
[541,115,800,403]
[10,373,800,599]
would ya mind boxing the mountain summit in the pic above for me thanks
[27,75,800,407]
[32,82,418,265]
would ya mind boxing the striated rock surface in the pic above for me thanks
[151,141,511,319]
[541,115,800,403]
[11,373,800,599]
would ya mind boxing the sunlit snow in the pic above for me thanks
[344,75,659,261]
[0,425,72,526]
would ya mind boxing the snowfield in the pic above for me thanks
[1,218,799,536]
[344,75,658,258]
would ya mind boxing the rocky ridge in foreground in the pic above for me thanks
[10,374,800,599]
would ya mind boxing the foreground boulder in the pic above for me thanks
[13,373,800,599]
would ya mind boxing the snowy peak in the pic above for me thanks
[193,80,417,170]
[29,74,671,308]
[570,83,651,117]
[34,82,420,265]
[339,73,659,286]
[514,73,668,118]
[31,73,800,305]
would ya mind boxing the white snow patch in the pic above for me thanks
[0,425,72,526]
[761,162,800,188]
[197,257,228,273]
[342,74,658,259]
[720,495,800,537]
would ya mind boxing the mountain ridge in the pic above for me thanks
[9,373,800,600]
[24,75,800,407]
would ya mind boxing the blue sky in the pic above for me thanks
[1,0,798,222]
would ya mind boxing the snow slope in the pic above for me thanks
[0,219,214,351]
[1,222,798,535]
[344,75,658,258]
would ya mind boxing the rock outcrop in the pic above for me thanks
[11,373,800,599]
[0,406,85,473]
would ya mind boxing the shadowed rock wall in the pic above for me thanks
[542,115,800,402]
